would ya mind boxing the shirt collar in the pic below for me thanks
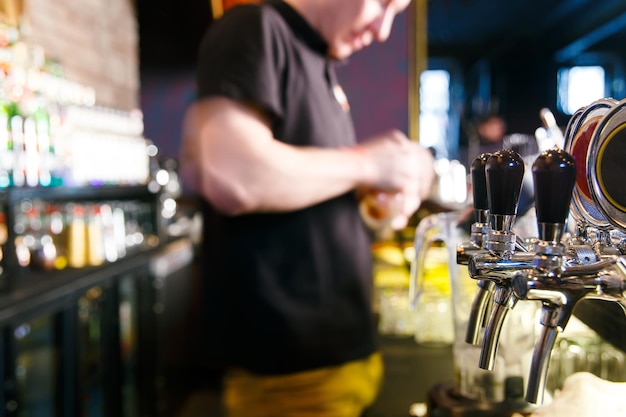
[266,0,329,56]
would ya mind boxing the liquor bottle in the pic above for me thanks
[46,203,67,270]
[9,112,25,187]
[22,116,38,187]
[0,205,7,276]
[86,204,104,266]
[0,99,11,187]
[33,101,52,187]
[67,203,87,268]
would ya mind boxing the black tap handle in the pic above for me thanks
[485,150,525,215]
[471,153,491,211]
[532,148,576,224]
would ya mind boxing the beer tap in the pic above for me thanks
[511,147,626,404]
[509,147,578,404]
[459,153,497,345]
[483,150,526,258]
[458,153,491,266]
[467,149,534,371]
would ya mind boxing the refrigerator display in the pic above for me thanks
[77,285,107,417]
[13,313,61,417]
[118,274,139,417]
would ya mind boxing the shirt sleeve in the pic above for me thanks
[196,5,285,122]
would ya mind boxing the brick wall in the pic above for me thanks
[25,0,139,111]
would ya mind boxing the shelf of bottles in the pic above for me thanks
[7,189,158,279]
[0,24,160,291]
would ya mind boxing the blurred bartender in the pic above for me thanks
[459,113,507,170]
[458,112,535,224]
[179,0,435,416]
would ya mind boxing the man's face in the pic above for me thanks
[321,0,411,60]
[478,117,506,143]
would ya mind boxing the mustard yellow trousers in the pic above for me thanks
[222,352,383,417]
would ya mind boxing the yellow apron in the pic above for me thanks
[223,352,383,417]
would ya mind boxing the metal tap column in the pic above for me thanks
[520,147,576,404]
[475,149,526,371]
[460,153,495,345]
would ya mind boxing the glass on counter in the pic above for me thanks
[359,189,407,239]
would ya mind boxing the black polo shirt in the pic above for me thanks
[196,0,376,374]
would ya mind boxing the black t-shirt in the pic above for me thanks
[195,0,377,374]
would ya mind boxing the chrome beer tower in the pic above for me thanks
[457,153,495,345]
[511,148,626,404]
[463,150,535,372]
[460,146,626,405]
